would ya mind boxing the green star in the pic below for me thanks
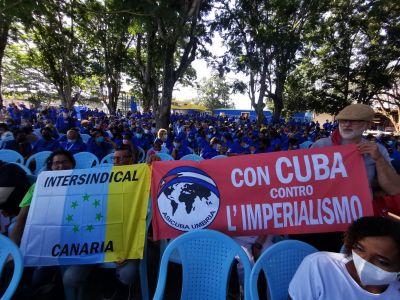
[92,199,100,208]
[66,214,73,222]
[86,225,94,232]
[95,213,103,221]
[72,225,79,233]
[83,194,90,201]
[71,201,78,209]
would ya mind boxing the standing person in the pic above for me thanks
[292,104,400,252]
[289,216,400,300]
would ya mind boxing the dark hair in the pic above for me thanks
[46,150,76,170]
[343,216,400,256]
[115,145,137,163]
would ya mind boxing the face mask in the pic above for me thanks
[136,133,142,139]
[144,129,149,134]
[67,139,76,144]
[96,137,104,143]
[188,138,193,142]
[151,128,156,134]
[207,134,213,139]
[242,143,249,148]
[161,135,167,142]
[173,142,180,148]
[352,250,399,286]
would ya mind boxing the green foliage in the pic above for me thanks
[286,0,400,115]
[197,75,233,111]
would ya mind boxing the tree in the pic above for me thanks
[214,0,325,124]
[75,0,136,113]
[0,0,37,108]
[373,82,400,132]
[286,0,400,115]
[197,75,233,111]
[126,0,213,129]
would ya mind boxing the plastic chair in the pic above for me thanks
[137,146,145,163]
[80,134,91,144]
[250,240,318,300]
[155,153,174,161]
[299,141,313,149]
[0,234,24,299]
[100,153,114,164]
[25,151,52,175]
[153,229,252,300]
[212,155,228,159]
[179,154,204,161]
[0,149,24,164]
[73,152,99,169]
[9,162,33,175]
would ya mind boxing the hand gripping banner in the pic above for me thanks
[151,145,373,240]
[20,164,151,266]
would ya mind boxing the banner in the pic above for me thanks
[151,145,373,240]
[20,164,151,266]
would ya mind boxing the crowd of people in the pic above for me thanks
[1,101,400,299]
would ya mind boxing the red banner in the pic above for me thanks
[151,145,373,240]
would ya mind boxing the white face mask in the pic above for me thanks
[339,124,366,141]
[352,250,400,286]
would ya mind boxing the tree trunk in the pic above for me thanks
[253,102,265,127]
[273,74,285,122]
[0,18,10,109]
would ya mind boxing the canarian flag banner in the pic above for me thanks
[151,145,374,240]
[20,164,151,266]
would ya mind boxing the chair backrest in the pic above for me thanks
[100,153,114,164]
[211,155,228,159]
[299,141,313,149]
[0,234,24,299]
[73,152,99,169]
[179,154,204,161]
[25,151,52,175]
[80,134,91,144]
[137,146,145,163]
[153,229,252,300]
[9,162,33,175]
[155,153,174,161]
[0,149,24,164]
[250,240,318,300]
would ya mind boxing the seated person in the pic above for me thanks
[171,137,191,160]
[32,127,61,153]
[289,216,400,299]
[86,130,114,161]
[60,128,87,155]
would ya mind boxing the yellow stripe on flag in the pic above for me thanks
[104,164,151,262]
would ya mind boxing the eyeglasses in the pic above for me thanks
[52,160,72,166]
[338,120,367,125]
[113,156,132,161]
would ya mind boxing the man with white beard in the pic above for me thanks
[312,103,400,196]
[292,103,400,252]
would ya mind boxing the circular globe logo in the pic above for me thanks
[157,166,220,231]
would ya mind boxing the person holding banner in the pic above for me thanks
[62,145,139,300]
[289,216,400,299]
[293,104,400,252]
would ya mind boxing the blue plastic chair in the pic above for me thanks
[73,152,99,169]
[0,149,24,164]
[211,154,228,159]
[100,153,114,164]
[153,229,252,300]
[80,134,91,144]
[9,162,33,175]
[179,154,204,161]
[25,151,52,175]
[250,240,318,300]
[299,141,313,149]
[156,153,174,161]
[0,234,24,299]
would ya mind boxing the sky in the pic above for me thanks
[172,34,253,110]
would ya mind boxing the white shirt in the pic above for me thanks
[289,252,400,300]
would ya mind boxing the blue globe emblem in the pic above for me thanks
[157,166,220,231]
